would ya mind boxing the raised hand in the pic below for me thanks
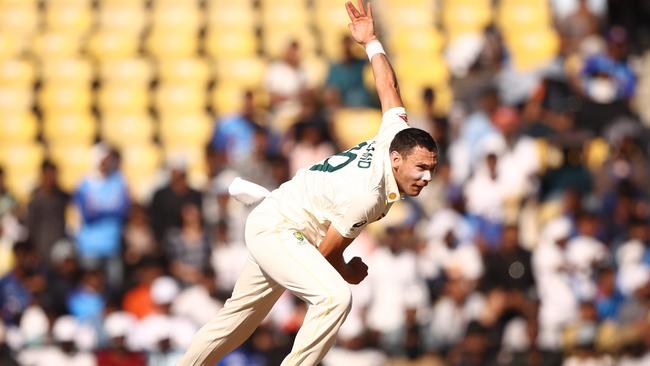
[345,0,376,46]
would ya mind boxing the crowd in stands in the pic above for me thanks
[1,0,650,365]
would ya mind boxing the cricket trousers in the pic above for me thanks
[177,202,353,366]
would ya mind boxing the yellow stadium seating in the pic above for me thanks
[87,30,140,60]
[99,58,153,87]
[263,29,317,59]
[207,3,257,30]
[162,145,208,187]
[39,84,91,113]
[214,58,265,88]
[506,28,559,71]
[101,113,154,148]
[205,29,258,59]
[314,1,349,31]
[303,55,328,88]
[120,143,161,202]
[145,30,199,59]
[154,84,207,115]
[48,144,94,192]
[32,31,81,59]
[399,81,453,115]
[0,59,35,87]
[319,30,352,60]
[442,0,492,38]
[151,3,202,33]
[382,1,437,31]
[0,32,22,59]
[0,86,33,112]
[158,58,211,86]
[0,144,43,202]
[98,84,150,113]
[261,3,309,29]
[45,3,93,34]
[395,56,450,87]
[43,113,97,146]
[388,28,445,57]
[97,3,148,34]
[0,2,38,37]
[333,108,382,149]
[40,58,93,86]
[498,0,551,33]
[159,113,213,147]
[0,112,37,144]
[210,83,246,116]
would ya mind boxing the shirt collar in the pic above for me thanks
[383,151,401,203]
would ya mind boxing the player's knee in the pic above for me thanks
[328,284,352,316]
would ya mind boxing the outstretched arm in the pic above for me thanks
[345,0,403,113]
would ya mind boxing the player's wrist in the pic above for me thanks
[364,38,385,61]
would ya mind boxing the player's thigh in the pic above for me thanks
[246,229,350,306]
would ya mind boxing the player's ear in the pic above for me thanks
[390,150,402,169]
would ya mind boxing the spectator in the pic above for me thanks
[210,91,263,163]
[264,40,309,131]
[165,203,210,286]
[324,35,374,109]
[0,242,43,324]
[285,121,336,176]
[557,0,601,55]
[96,312,146,366]
[122,205,157,272]
[74,145,130,289]
[148,158,202,243]
[209,220,247,294]
[26,160,69,266]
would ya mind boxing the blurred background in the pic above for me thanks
[0,0,650,365]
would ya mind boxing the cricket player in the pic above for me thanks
[179,1,438,364]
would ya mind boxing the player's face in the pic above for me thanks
[392,146,437,196]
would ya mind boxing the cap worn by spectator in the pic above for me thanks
[150,276,180,305]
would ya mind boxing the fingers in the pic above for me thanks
[345,1,360,19]
[367,1,372,19]
[357,0,366,16]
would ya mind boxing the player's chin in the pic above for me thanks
[408,185,425,196]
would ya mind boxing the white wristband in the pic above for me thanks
[365,39,385,61]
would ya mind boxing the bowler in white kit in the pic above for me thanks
[179,1,439,365]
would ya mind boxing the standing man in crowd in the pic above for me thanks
[179,1,439,365]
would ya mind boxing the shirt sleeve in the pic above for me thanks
[328,193,377,239]
[376,107,409,145]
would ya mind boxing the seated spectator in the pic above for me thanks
[324,35,374,109]
[165,203,210,287]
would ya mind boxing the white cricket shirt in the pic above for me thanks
[253,107,409,246]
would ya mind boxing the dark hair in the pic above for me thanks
[389,128,438,157]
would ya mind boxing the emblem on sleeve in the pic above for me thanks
[352,220,367,228]
[293,232,305,242]
[398,113,408,122]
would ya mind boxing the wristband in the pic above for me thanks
[365,39,385,61]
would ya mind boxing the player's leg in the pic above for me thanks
[177,258,284,366]
[246,230,352,366]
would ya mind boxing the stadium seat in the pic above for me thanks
[303,55,328,89]
[395,56,450,87]
[314,1,350,31]
[0,86,33,112]
[506,28,559,71]
[145,30,199,59]
[442,0,492,38]
[210,83,246,116]
[99,58,153,87]
[333,108,382,149]
[98,84,150,113]
[42,112,97,146]
[97,3,148,34]
[48,144,94,192]
[0,58,35,87]
[120,143,162,203]
[263,29,317,59]
[0,144,43,202]
[151,3,202,34]
[158,58,211,87]
[0,112,37,144]
[162,145,208,187]
[214,58,265,88]
[207,2,257,30]
[159,113,213,148]
[101,113,154,148]
[382,1,437,31]
[204,29,258,59]
[32,31,81,59]
[45,3,93,34]
[0,32,22,59]
[154,84,206,115]
[40,58,94,86]
[498,0,551,33]
[319,30,352,60]
[0,2,38,38]
[399,81,453,115]
[39,84,92,113]
[261,3,309,30]
[86,30,140,60]
[388,28,445,57]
